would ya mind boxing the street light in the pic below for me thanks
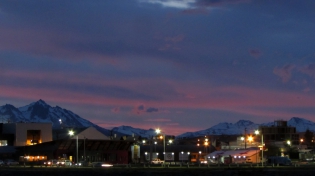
[181,151,184,163]
[241,137,245,149]
[156,128,165,159]
[248,136,253,143]
[204,138,209,154]
[168,139,173,152]
[68,130,78,164]
[68,130,86,163]
[154,141,157,152]
[255,130,264,167]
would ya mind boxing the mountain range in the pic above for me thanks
[1,100,315,138]
[176,117,315,138]
[0,99,111,136]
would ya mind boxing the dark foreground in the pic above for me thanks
[1,165,315,176]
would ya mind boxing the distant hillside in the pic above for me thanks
[0,99,111,136]
[1,100,314,138]
[176,117,315,138]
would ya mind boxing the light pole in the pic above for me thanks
[68,130,78,164]
[154,141,157,152]
[68,131,86,163]
[255,130,264,166]
[181,151,184,163]
[241,137,245,149]
[244,128,247,149]
[145,152,148,162]
[199,151,202,163]
[83,136,86,161]
[204,138,209,154]
[168,139,173,152]
[156,129,165,159]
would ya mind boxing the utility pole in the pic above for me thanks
[245,128,247,149]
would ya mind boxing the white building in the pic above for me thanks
[206,148,262,164]
[2,123,52,146]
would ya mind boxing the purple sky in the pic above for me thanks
[1,0,315,135]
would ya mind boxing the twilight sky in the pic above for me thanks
[1,0,315,135]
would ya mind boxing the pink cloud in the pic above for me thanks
[299,63,315,77]
[2,69,315,112]
[111,107,120,113]
[273,64,296,83]
[158,34,185,51]
[2,68,315,135]
[0,26,118,65]
[249,48,262,58]
[303,87,311,93]
[144,118,171,122]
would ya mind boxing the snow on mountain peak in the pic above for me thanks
[288,117,315,132]
[1,100,315,138]
[235,120,254,126]
[111,125,157,138]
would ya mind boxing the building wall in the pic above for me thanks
[3,123,52,146]
[2,123,16,134]
[72,127,110,140]
[260,120,299,145]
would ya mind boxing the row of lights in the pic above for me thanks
[24,156,46,160]
[144,151,191,155]
[142,139,173,144]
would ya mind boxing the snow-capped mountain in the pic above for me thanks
[17,99,96,129]
[177,120,259,138]
[1,100,315,139]
[288,117,315,132]
[0,99,111,136]
[111,126,157,138]
[0,104,30,123]
[176,117,315,139]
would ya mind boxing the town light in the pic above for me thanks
[255,130,264,167]
[156,128,165,161]
[68,130,86,163]
[248,136,253,143]
[155,129,161,134]
[68,130,78,164]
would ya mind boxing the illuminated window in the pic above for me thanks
[0,140,8,146]
[26,130,41,145]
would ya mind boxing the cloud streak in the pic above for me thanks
[273,64,296,83]
[1,0,315,135]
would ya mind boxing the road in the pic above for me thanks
[1,163,315,176]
